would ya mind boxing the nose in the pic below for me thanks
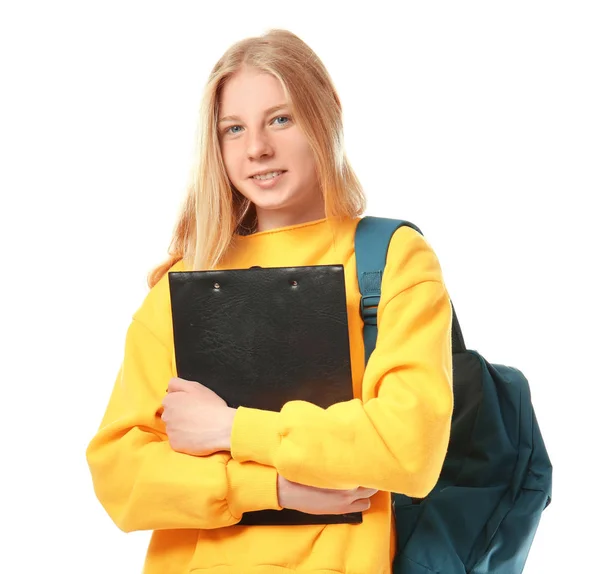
[246,129,273,160]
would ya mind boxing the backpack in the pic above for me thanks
[354,216,552,574]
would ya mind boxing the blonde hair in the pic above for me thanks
[148,28,366,288]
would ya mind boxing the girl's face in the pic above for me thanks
[218,67,324,229]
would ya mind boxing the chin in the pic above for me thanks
[253,200,293,212]
[241,189,293,210]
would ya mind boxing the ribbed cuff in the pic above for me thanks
[226,460,282,518]
[231,407,281,467]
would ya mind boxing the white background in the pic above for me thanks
[1,1,598,572]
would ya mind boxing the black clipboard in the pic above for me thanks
[168,264,361,526]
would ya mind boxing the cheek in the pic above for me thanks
[220,143,239,180]
[285,137,316,171]
[297,144,318,178]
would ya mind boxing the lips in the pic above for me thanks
[249,170,286,189]
[249,169,287,179]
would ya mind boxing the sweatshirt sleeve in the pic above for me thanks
[86,275,281,533]
[230,227,454,499]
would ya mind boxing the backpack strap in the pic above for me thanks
[355,216,465,364]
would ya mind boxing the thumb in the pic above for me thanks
[167,376,198,393]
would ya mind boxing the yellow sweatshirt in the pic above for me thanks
[86,216,453,574]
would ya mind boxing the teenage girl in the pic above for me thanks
[86,28,453,574]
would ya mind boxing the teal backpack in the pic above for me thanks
[354,216,552,574]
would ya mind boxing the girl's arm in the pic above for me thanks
[230,227,454,498]
[86,316,282,533]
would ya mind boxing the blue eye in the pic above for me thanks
[223,116,289,136]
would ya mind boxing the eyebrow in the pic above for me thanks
[218,104,289,124]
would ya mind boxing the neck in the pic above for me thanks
[255,197,326,233]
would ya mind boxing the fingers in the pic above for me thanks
[348,497,372,512]
[355,487,378,499]
[324,487,377,514]
[167,376,196,393]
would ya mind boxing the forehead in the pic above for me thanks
[219,68,288,116]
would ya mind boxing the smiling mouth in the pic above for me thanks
[251,170,286,180]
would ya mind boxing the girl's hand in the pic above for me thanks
[277,475,378,515]
[161,377,236,456]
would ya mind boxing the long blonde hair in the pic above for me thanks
[148,29,366,288]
